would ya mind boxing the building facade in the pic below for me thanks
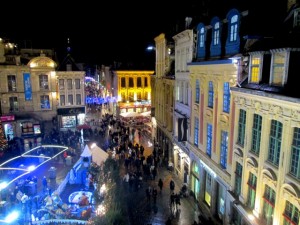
[153,33,175,166]
[172,29,194,184]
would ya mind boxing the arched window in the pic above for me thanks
[225,9,241,55]
[210,17,222,57]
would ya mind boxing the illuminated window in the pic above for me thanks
[206,123,212,157]
[213,22,220,45]
[39,74,49,90]
[194,117,199,146]
[230,15,238,42]
[223,82,230,113]
[40,95,50,109]
[7,75,16,91]
[220,131,228,169]
[208,81,214,108]
[262,185,275,225]
[250,56,260,83]
[247,173,257,209]
[195,80,200,104]
[199,27,205,47]
[205,173,212,206]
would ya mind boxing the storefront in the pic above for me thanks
[57,106,86,131]
[21,121,43,151]
[1,115,16,141]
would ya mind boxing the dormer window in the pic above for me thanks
[225,9,241,55]
[249,53,263,83]
[230,15,238,42]
[210,17,222,57]
[293,7,300,27]
[270,50,288,87]
[196,23,206,58]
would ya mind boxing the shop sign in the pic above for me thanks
[57,107,86,115]
[1,115,15,122]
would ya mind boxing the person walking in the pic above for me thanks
[42,176,48,193]
[158,178,163,193]
[169,179,175,193]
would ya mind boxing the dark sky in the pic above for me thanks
[0,0,287,67]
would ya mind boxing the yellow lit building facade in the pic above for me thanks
[115,70,153,114]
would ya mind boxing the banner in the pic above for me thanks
[178,118,187,142]
[23,73,32,101]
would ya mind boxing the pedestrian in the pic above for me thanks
[158,178,163,193]
[169,179,175,193]
[166,216,172,225]
[42,176,48,193]
[152,187,158,204]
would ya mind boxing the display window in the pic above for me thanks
[22,122,34,135]
[62,116,76,128]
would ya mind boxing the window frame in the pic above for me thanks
[267,120,282,166]
[7,75,17,92]
[223,82,230,113]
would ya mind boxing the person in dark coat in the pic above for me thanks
[158,178,163,193]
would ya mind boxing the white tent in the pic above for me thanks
[80,145,92,157]
[90,144,109,166]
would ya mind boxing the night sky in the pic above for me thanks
[0,0,287,67]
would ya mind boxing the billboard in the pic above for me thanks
[23,73,32,101]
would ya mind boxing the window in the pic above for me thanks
[293,8,300,28]
[271,52,286,86]
[194,117,199,146]
[137,92,141,101]
[205,173,212,206]
[232,207,242,225]
[68,95,73,105]
[137,77,142,87]
[234,162,242,196]
[290,127,300,179]
[196,23,206,58]
[230,15,238,42]
[220,130,228,169]
[247,173,257,209]
[59,79,65,90]
[39,75,49,90]
[208,81,214,108]
[213,22,220,45]
[283,201,299,225]
[9,97,18,112]
[251,114,262,155]
[268,120,282,166]
[129,78,134,88]
[223,82,230,113]
[40,95,50,109]
[199,27,205,48]
[237,109,246,147]
[262,185,276,225]
[121,92,126,102]
[67,79,73,90]
[76,94,81,105]
[21,122,34,135]
[128,92,134,102]
[144,77,148,87]
[7,75,16,91]
[75,79,80,89]
[250,56,261,83]
[121,77,126,88]
[195,80,200,104]
[206,124,212,157]
[60,95,65,106]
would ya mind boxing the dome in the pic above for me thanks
[28,54,57,68]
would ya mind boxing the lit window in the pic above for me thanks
[39,75,49,90]
[194,117,199,146]
[230,15,238,42]
[208,81,214,108]
[223,82,230,113]
[220,130,228,169]
[40,95,50,109]
[262,185,275,225]
[206,124,212,157]
[247,173,257,209]
[7,75,17,91]
[213,22,220,45]
[283,201,299,225]
[250,56,261,83]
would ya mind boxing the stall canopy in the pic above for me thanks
[90,144,109,166]
[81,145,92,157]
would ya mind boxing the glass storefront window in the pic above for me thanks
[62,116,76,128]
